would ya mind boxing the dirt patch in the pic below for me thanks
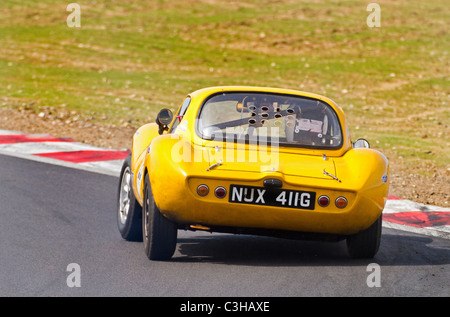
[387,155,449,206]
[0,107,135,150]
[1,106,448,207]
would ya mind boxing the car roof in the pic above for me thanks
[188,86,343,115]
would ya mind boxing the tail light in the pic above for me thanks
[335,197,348,208]
[197,185,209,196]
[214,186,227,198]
[318,195,330,207]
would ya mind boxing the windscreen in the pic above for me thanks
[197,92,342,149]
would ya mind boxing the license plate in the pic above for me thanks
[229,185,316,210]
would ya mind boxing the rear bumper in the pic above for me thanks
[153,171,387,236]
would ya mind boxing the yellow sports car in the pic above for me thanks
[117,86,389,260]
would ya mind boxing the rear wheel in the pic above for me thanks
[346,215,382,258]
[117,154,142,241]
[142,174,177,261]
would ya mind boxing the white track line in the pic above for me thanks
[0,141,106,154]
[0,149,122,177]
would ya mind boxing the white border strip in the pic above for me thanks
[383,221,450,239]
[0,149,121,177]
[384,199,450,213]
[0,141,107,154]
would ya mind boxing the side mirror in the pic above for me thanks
[353,138,370,148]
[156,108,173,134]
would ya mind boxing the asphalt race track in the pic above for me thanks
[0,153,449,297]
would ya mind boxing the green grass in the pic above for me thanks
[0,0,448,168]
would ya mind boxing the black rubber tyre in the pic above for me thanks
[346,215,382,258]
[117,154,143,241]
[142,174,177,261]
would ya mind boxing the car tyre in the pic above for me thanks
[117,154,143,241]
[143,174,177,261]
[346,215,382,258]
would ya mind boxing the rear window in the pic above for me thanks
[197,92,342,149]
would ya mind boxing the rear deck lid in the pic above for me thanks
[204,144,335,179]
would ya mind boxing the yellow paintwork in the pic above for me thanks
[130,86,389,236]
